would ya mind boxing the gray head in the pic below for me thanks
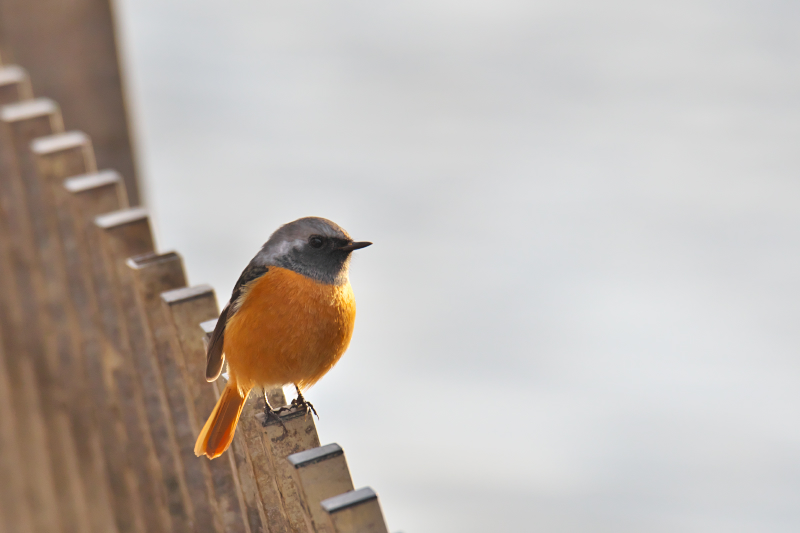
[254,217,371,285]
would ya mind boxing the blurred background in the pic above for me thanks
[111,0,799,531]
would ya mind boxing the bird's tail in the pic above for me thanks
[194,379,249,459]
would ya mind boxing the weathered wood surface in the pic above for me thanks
[31,131,121,533]
[0,8,9,66]
[128,252,224,533]
[288,444,355,533]
[0,96,69,533]
[0,63,31,103]
[93,208,173,533]
[257,407,322,533]
[63,170,146,533]
[1,98,63,367]
[320,488,389,533]
[0,0,140,204]
[163,286,253,533]
[0,61,34,533]
[0,321,32,533]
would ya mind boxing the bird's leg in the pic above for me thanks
[291,384,319,419]
[261,388,287,430]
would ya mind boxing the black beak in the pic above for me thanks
[337,241,372,252]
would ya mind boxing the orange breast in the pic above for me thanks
[223,266,356,392]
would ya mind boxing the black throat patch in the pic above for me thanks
[273,246,351,285]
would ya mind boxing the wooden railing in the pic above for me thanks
[0,28,390,533]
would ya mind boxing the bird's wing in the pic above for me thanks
[205,262,268,381]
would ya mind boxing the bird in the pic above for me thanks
[194,216,371,459]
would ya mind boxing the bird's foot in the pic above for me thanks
[261,402,287,431]
[291,391,319,419]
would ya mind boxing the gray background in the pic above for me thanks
[113,0,800,531]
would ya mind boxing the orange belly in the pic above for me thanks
[223,266,356,393]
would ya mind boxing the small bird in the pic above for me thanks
[195,217,371,459]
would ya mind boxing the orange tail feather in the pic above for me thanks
[195,380,249,459]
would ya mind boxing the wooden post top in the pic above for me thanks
[126,251,182,271]
[30,131,90,155]
[289,443,355,532]
[127,251,188,307]
[94,207,154,262]
[200,318,217,336]
[64,169,122,193]
[321,487,378,514]
[32,131,96,184]
[288,443,344,469]
[0,64,25,86]
[321,487,389,533]
[94,206,148,230]
[162,284,215,306]
[0,64,31,104]
[0,97,57,122]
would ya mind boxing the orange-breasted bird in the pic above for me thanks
[195,217,371,459]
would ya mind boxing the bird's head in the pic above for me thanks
[255,217,371,285]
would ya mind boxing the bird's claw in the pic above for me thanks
[261,404,288,431]
[292,396,319,419]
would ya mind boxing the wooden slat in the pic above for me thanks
[31,131,121,533]
[0,62,34,533]
[127,252,225,533]
[9,122,91,533]
[1,98,63,371]
[92,207,173,533]
[0,321,33,533]
[320,488,389,533]
[288,444,355,533]
[0,96,69,533]
[63,170,148,533]
[242,398,293,533]
[0,342,9,533]
[162,286,255,533]
[257,407,321,533]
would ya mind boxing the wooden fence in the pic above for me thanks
[0,16,390,533]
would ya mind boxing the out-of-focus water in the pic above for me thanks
[113,0,800,531]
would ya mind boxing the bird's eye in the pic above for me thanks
[309,236,324,249]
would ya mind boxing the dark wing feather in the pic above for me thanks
[205,262,268,382]
[205,303,229,381]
